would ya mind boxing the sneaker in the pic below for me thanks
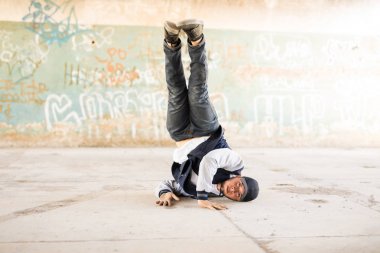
[164,21,181,44]
[177,19,204,42]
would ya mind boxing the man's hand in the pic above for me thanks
[156,192,180,207]
[198,200,227,210]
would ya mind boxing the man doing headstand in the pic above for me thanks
[155,19,259,210]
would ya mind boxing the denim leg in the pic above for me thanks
[187,36,220,137]
[164,40,192,141]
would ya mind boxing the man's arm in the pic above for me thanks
[154,180,190,207]
[196,148,244,210]
[154,179,189,198]
[197,148,244,197]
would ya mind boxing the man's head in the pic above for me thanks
[220,176,259,202]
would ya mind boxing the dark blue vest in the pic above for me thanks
[171,126,230,196]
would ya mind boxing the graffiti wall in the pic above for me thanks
[1,0,380,147]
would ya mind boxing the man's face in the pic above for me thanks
[221,176,245,201]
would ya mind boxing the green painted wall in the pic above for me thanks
[1,6,380,146]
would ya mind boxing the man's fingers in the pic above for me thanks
[214,205,227,210]
[211,202,227,210]
[171,193,180,201]
[155,198,177,207]
[207,205,216,210]
[213,204,222,210]
[158,197,225,210]
[216,203,227,210]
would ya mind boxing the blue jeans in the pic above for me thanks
[164,37,220,141]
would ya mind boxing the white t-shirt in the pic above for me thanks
[172,136,209,164]
[172,138,244,198]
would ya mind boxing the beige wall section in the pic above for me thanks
[1,0,380,34]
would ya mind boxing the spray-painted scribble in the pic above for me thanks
[71,27,115,52]
[251,34,313,68]
[44,94,82,130]
[253,95,296,137]
[95,47,140,86]
[22,0,90,45]
[321,38,361,67]
[44,89,168,140]
[79,92,115,120]
[42,89,231,142]
[210,93,229,121]
[64,63,102,87]
[0,30,50,83]
[0,79,47,120]
[64,63,140,87]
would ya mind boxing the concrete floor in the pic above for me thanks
[0,148,379,253]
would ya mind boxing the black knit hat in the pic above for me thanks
[240,177,259,202]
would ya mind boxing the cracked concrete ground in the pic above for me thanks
[0,148,379,253]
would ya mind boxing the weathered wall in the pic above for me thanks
[0,0,380,147]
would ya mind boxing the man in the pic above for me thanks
[155,19,259,210]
